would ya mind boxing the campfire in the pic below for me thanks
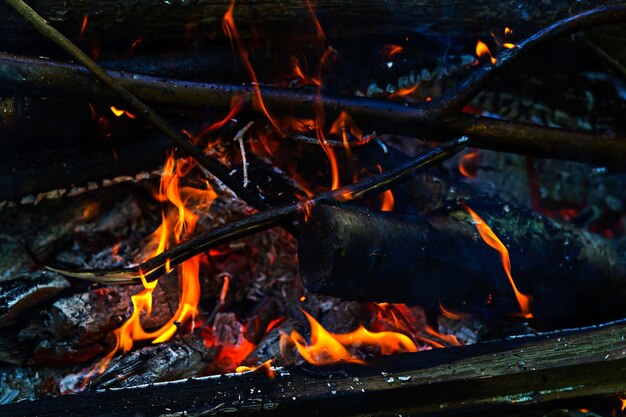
[1,0,626,415]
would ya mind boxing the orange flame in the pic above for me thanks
[504,27,513,36]
[439,302,472,321]
[222,1,282,134]
[389,84,419,99]
[380,44,404,60]
[284,309,417,366]
[79,15,88,38]
[236,359,276,378]
[89,153,218,382]
[381,190,395,212]
[459,150,479,179]
[476,40,497,65]
[461,202,533,319]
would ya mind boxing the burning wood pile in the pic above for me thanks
[1,0,626,415]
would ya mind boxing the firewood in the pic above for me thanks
[40,138,467,284]
[297,203,626,328]
[0,0,622,50]
[3,319,626,417]
[3,51,625,169]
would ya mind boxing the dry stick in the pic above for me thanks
[430,5,626,117]
[572,33,626,82]
[45,136,468,284]
[3,0,273,217]
[3,50,626,166]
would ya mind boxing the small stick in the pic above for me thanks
[3,0,272,215]
[233,121,254,188]
[572,32,626,82]
[43,137,468,284]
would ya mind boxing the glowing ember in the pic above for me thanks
[461,202,533,319]
[476,40,497,65]
[283,309,417,366]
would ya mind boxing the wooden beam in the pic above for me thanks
[3,319,626,416]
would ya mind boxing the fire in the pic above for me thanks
[283,309,417,366]
[292,58,321,87]
[476,40,497,65]
[459,150,479,178]
[620,397,626,411]
[504,27,513,36]
[439,302,471,321]
[222,1,282,134]
[461,202,533,319]
[380,44,404,60]
[88,153,218,381]
[236,359,276,378]
[381,190,395,211]
[79,15,88,38]
[110,106,136,119]
[389,84,419,99]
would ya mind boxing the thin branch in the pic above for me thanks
[2,51,626,168]
[572,32,626,82]
[3,0,274,216]
[430,5,626,117]
[43,137,468,284]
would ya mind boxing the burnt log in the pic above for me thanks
[3,319,626,416]
[297,204,626,328]
[0,0,622,53]
[3,54,625,169]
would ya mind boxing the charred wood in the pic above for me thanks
[0,0,622,53]
[3,52,625,169]
[298,204,626,328]
[3,319,626,417]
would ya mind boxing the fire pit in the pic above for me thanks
[1,0,626,415]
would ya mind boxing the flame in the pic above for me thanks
[459,150,479,179]
[222,1,282,134]
[131,38,142,50]
[110,106,136,119]
[236,359,276,378]
[79,15,88,38]
[439,302,471,321]
[380,44,404,60]
[461,202,533,319]
[199,96,244,140]
[504,27,513,36]
[389,84,419,99]
[381,190,395,212]
[284,309,417,366]
[87,153,218,383]
[292,58,321,87]
[219,275,230,305]
[476,40,497,65]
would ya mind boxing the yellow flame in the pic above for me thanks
[476,40,497,65]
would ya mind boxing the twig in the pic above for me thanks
[430,5,626,117]
[572,32,626,82]
[3,51,626,168]
[43,136,468,284]
[3,0,273,215]
[233,121,254,188]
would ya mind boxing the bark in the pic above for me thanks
[0,0,621,51]
[3,54,624,169]
[298,204,626,328]
[3,319,626,416]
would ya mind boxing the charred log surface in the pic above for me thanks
[0,0,621,54]
[3,54,624,169]
[298,204,626,328]
[3,319,626,417]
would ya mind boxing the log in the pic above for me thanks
[3,54,625,169]
[297,204,626,328]
[3,319,626,416]
[0,0,621,51]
